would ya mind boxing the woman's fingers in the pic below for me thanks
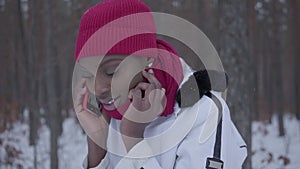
[142,70,162,89]
[125,87,166,124]
[131,69,164,102]
[135,82,151,91]
[75,79,109,130]
[74,79,87,109]
[124,70,166,124]
[133,88,142,98]
[142,70,162,103]
[73,78,110,148]
[131,88,144,108]
[129,69,166,113]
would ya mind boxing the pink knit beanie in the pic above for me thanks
[74,0,183,119]
[75,0,157,60]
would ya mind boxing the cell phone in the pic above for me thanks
[83,90,102,117]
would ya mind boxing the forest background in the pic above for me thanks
[0,0,299,169]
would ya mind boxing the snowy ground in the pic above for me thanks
[0,113,299,169]
[252,114,300,169]
[0,113,87,169]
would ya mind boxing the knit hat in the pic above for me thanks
[75,0,157,60]
[74,0,183,119]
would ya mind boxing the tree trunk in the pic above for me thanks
[269,1,285,136]
[288,0,300,120]
[44,0,62,168]
[248,0,259,120]
[218,1,253,168]
[17,0,40,146]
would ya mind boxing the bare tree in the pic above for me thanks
[218,1,254,169]
[271,0,285,136]
[248,0,259,120]
[255,0,271,121]
[43,0,62,168]
[288,0,300,120]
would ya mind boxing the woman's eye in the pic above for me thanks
[106,72,115,76]
[105,67,119,77]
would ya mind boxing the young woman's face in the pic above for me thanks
[79,55,152,110]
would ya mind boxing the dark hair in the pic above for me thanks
[176,70,228,108]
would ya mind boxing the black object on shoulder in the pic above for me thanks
[175,69,226,168]
[176,70,228,107]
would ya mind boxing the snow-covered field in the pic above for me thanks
[252,114,300,169]
[0,113,299,169]
[0,114,87,169]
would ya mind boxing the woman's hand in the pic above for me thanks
[120,69,166,151]
[74,78,110,167]
[74,78,110,143]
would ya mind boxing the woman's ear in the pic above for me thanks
[146,58,154,68]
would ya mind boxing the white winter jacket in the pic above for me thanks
[83,59,247,169]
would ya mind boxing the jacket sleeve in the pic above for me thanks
[173,99,218,169]
[218,95,247,168]
[174,94,247,169]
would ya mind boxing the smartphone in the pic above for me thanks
[83,90,102,117]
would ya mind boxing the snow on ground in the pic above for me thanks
[252,114,300,169]
[58,117,87,169]
[0,113,299,169]
[0,114,87,169]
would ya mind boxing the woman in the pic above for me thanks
[73,0,247,168]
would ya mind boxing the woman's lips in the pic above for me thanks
[102,103,116,110]
[99,96,120,110]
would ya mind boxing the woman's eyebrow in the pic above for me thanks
[99,58,123,67]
